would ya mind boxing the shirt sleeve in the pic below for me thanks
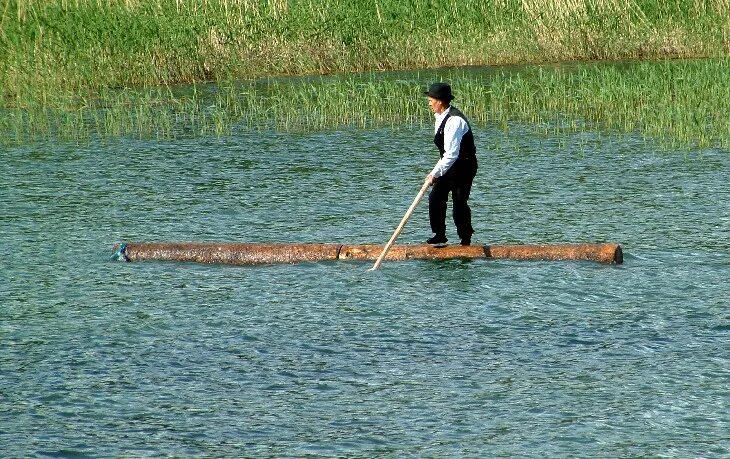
[430,116,469,178]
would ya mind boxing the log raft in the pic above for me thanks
[112,242,623,265]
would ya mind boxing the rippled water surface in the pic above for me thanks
[1,123,728,457]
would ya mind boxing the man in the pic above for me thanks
[424,82,478,247]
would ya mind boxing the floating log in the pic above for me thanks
[112,242,341,265]
[112,242,623,265]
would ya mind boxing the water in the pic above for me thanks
[1,123,728,457]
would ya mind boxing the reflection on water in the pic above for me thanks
[1,124,728,457]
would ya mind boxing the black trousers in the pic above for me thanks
[428,171,475,240]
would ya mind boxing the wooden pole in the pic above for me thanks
[369,179,431,271]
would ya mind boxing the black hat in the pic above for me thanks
[424,82,454,102]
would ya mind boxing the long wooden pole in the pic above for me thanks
[369,179,431,271]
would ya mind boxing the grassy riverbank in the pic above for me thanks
[1,1,729,148]
[2,0,729,99]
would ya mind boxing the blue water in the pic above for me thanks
[1,124,728,457]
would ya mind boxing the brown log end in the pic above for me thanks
[485,243,623,264]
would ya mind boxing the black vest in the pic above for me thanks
[434,106,478,177]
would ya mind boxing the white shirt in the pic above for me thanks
[429,106,470,178]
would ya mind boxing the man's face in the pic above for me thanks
[428,97,447,114]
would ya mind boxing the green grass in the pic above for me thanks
[2,0,729,100]
[1,1,729,148]
[2,58,728,150]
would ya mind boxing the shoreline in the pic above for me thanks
[2,0,728,97]
[1,1,728,148]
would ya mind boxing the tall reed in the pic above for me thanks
[2,58,728,150]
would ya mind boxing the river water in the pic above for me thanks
[1,121,728,457]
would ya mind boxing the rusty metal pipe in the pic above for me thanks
[113,242,622,265]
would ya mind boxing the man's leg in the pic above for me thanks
[452,174,475,243]
[428,178,450,239]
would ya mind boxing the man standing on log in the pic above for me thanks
[424,82,478,247]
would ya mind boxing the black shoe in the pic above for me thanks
[460,239,471,246]
[426,235,448,247]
